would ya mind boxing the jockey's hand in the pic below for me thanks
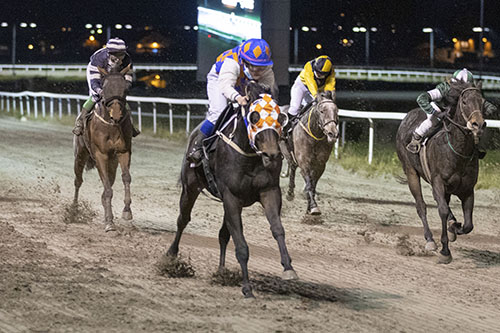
[235,95,248,106]
[433,110,447,121]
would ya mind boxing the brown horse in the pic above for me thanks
[282,91,339,215]
[396,80,485,263]
[73,65,133,232]
[167,81,297,298]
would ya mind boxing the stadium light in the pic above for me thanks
[422,28,434,67]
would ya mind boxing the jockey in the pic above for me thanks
[72,38,140,137]
[187,38,277,164]
[406,68,497,155]
[288,55,336,120]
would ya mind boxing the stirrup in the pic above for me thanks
[406,141,421,154]
[72,126,83,136]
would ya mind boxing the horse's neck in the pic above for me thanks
[225,116,253,152]
[446,112,475,155]
[301,106,323,137]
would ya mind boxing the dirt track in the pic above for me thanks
[1,115,500,333]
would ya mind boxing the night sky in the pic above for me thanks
[1,0,500,67]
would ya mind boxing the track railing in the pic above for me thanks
[2,64,500,89]
[1,90,499,164]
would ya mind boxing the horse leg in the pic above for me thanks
[217,218,231,272]
[445,193,459,242]
[222,192,253,298]
[166,168,201,257]
[406,168,436,250]
[118,152,133,220]
[457,192,474,235]
[95,151,115,232]
[302,170,319,215]
[286,163,297,201]
[73,144,89,204]
[260,188,298,280]
[431,180,453,264]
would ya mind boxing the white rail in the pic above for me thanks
[2,64,500,89]
[1,90,499,164]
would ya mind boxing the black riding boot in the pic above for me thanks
[72,106,91,136]
[186,130,206,165]
[406,132,423,154]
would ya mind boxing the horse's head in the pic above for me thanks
[246,91,288,168]
[448,80,485,143]
[314,91,339,143]
[97,64,131,124]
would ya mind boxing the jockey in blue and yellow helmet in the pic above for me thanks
[187,38,277,165]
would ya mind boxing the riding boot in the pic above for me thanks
[186,129,207,165]
[406,132,423,154]
[72,106,91,136]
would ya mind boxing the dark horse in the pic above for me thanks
[396,80,486,264]
[281,91,339,215]
[167,81,298,298]
[73,65,134,232]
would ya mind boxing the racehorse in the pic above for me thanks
[281,91,339,215]
[166,81,298,298]
[73,64,134,232]
[396,80,485,264]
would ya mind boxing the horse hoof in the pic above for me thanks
[242,287,255,299]
[122,210,133,220]
[280,172,288,178]
[447,221,457,242]
[105,223,116,232]
[308,207,321,215]
[425,241,437,251]
[282,269,299,280]
[437,253,453,264]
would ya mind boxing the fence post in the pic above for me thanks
[368,118,374,165]
[34,96,38,118]
[137,101,142,132]
[341,121,346,147]
[186,105,191,135]
[50,97,54,118]
[169,103,173,134]
[58,98,63,119]
[77,99,81,115]
[13,97,17,114]
[19,96,24,115]
[67,98,71,115]
[153,102,157,134]
[1,95,3,111]
[26,96,31,117]
[7,96,10,112]
[42,97,46,117]
[334,123,339,159]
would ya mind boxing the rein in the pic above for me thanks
[216,106,260,158]
[441,87,482,160]
[299,99,337,141]
[94,98,128,126]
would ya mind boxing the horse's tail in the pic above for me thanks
[394,174,408,185]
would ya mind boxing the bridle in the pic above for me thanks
[445,87,482,133]
[299,99,338,141]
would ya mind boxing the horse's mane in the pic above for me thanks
[445,80,474,107]
[246,81,272,102]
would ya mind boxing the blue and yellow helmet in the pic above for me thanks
[239,39,273,67]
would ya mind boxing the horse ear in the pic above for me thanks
[476,80,483,90]
[98,67,108,76]
[330,90,336,102]
[120,64,132,75]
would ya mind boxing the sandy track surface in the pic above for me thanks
[1,116,500,332]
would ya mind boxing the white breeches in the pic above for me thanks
[415,113,440,137]
[288,76,312,116]
[206,65,228,124]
